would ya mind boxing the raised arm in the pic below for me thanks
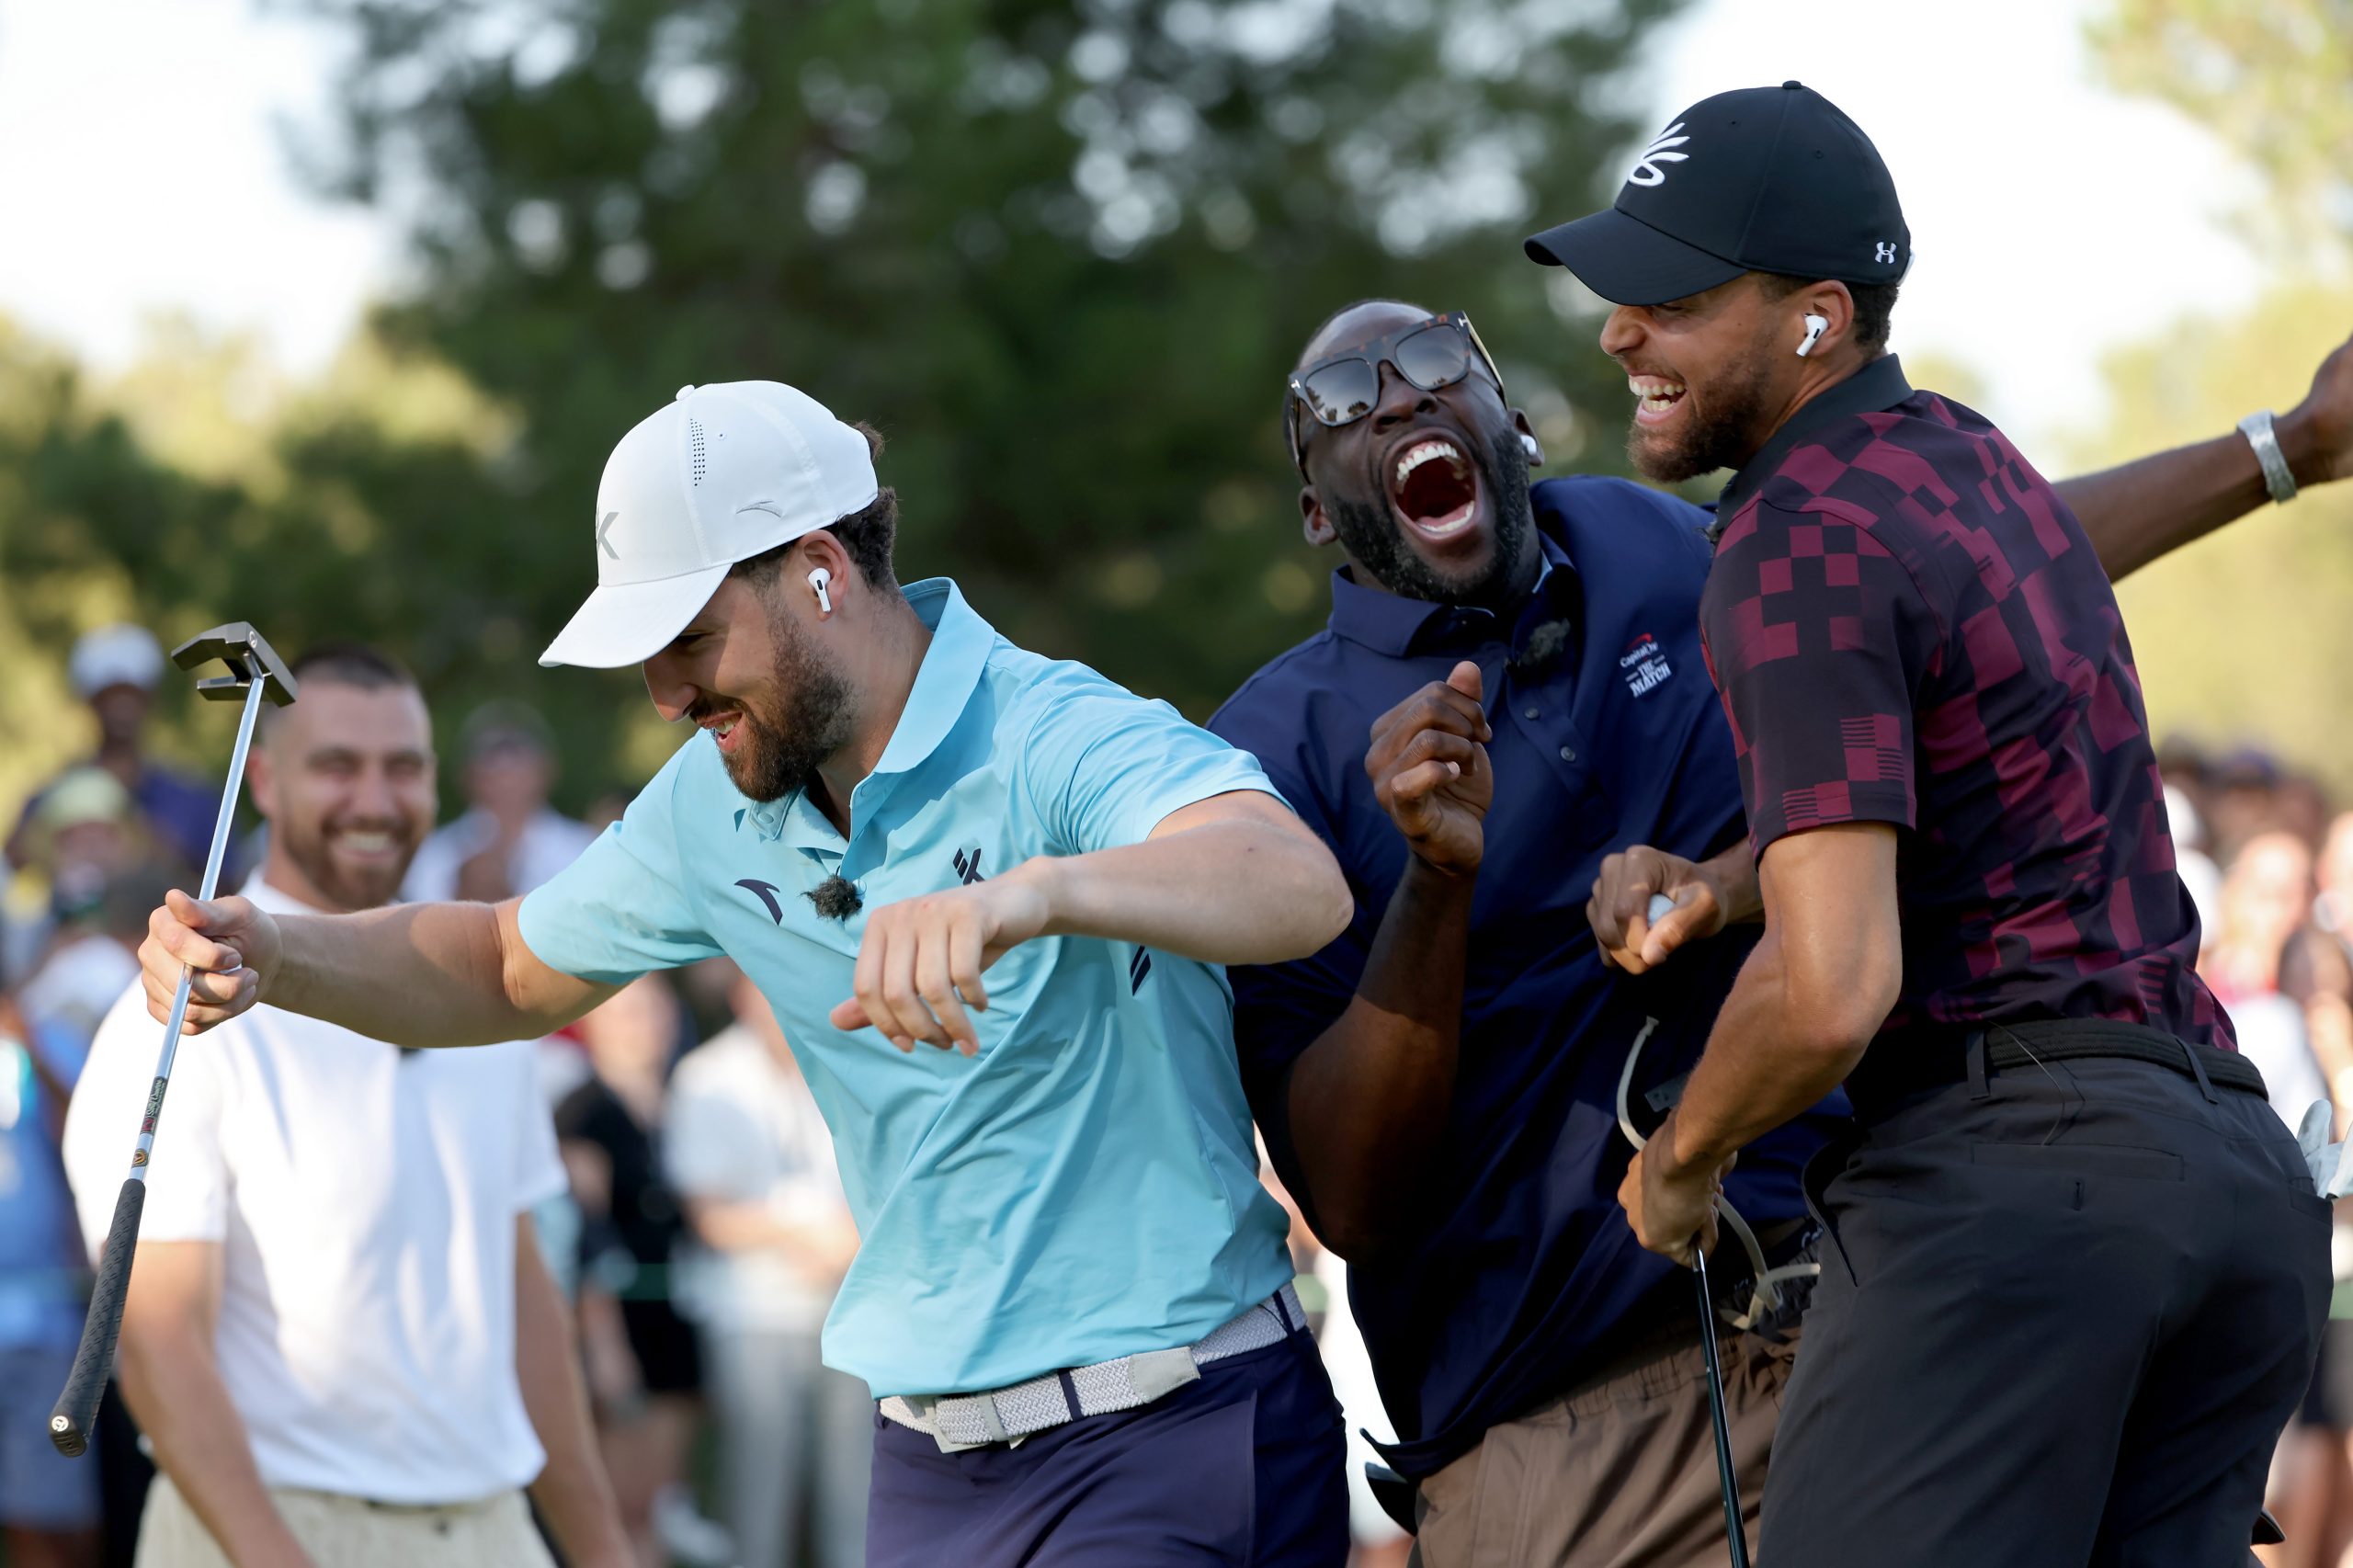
[830,786,1352,1053]
[139,891,616,1046]
[2059,328,2353,581]
[1259,663,1489,1259]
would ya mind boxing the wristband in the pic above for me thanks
[2238,410,2298,505]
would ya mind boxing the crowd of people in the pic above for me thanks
[0,626,871,1568]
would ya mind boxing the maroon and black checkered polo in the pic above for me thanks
[1699,354,2232,1047]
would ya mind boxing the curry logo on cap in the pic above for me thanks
[1628,122,1691,187]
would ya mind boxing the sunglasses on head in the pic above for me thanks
[1285,312,1507,473]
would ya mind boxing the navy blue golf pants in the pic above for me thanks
[865,1330,1349,1566]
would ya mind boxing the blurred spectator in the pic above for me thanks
[5,771,150,1003]
[2207,832,2327,1123]
[5,627,219,883]
[665,966,867,1568]
[61,645,628,1568]
[2317,813,2353,941]
[2163,776,2223,942]
[559,977,728,1568]
[0,994,102,1567]
[2278,776,2334,856]
[403,701,597,904]
[2209,748,2286,869]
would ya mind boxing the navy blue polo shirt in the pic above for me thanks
[1212,476,1842,1475]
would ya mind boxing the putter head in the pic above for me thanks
[171,623,298,706]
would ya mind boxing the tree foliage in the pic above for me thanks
[212,0,1687,801]
[2089,0,2353,241]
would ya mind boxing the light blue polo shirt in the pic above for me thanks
[519,578,1295,1398]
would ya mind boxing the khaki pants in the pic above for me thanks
[1410,1315,1796,1568]
[135,1474,555,1568]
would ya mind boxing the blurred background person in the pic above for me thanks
[61,645,628,1568]
[2210,830,2330,1122]
[0,991,102,1568]
[665,964,866,1568]
[560,975,727,1568]
[6,627,217,884]
[403,700,597,905]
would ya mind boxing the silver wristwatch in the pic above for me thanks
[2237,410,2298,505]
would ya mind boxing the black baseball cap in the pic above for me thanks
[1525,82,1910,306]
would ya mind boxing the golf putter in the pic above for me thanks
[1693,1247,1752,1568]
[48,624,296,1457]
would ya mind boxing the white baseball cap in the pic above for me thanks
[69,624,165,698]
[539,380,881,669]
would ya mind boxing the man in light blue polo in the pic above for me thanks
[137,381,1356,1565]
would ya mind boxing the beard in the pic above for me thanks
[1627,337,1779,484]
[276,816,415,913]
[1325,426,1533,609]
[701,597,858,804]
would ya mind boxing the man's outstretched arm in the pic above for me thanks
[141,892,616,1046]
[831,788,1354,1053]
[2061,327,2353,581]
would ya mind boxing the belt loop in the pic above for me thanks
[2181,1037,2220,1105]
[1269,1284,1296,1335]
[1965,1028,1991,1101]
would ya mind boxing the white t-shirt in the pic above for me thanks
[401,807,597,904]
[61,878,568,1505]
[664,1025,848,1335]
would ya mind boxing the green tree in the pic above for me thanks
[2078,283,2353,798]
[251,0,1686,800]
[2089,0,2353,243]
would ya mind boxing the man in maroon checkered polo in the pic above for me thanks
[1527,83,2331,1565]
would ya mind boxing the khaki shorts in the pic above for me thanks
[1410,1313,1797,1568]
[135,1474,555,1568]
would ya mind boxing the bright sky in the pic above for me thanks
[0,0,2264,447]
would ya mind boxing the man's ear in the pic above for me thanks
[792,529,856,608]
[1512,408,1545,469]
[1300,485,1336,549]
[1800,280,1858,361]
[246,744,278,824]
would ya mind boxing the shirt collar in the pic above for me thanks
[1324,527,1577,657]
[241,872,332,917]
[745,576,994,847]
[1715,353,1913,530]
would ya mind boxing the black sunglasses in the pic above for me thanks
[1284,312,1507,472]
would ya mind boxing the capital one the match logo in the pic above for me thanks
[1627,123,1690,187]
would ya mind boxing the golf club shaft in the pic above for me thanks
[49,676,270,1458]
[1693,1249,1753,1568]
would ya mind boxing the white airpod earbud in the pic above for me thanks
[807,566,833,614]
[1796,313,1829,358]
[1521,433,1543,463]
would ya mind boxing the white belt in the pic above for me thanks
[879,1282,1307,1452]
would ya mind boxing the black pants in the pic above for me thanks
[1762,1052,2330,1566]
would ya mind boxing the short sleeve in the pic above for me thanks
[517,747,722,984]
[664,1059,770,1204]
[63,988,231,1254]
[509,1044,568,1212]
[1018,678,1285,855]
[1701,501,1938,857]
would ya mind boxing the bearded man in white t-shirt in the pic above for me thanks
[63,646,630,1568]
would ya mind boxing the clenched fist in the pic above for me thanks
[1366,662,1493,877]
[142,890,279,1033]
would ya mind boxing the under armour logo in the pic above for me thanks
[1626,123,1689,187]
[735,878,786,923]
[597,511,620,559]
[951,847,984,886]
[1875,241,1898,264]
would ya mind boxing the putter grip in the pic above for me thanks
[50,1177,145,1458]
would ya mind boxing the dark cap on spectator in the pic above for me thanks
[461,699,556,764]
[1524,82,1911,306]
